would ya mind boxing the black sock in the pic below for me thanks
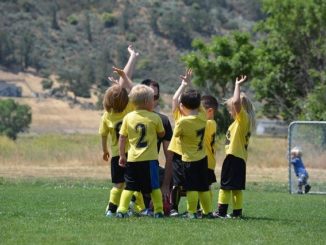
[108,202,118,213]
[218,204,228,217]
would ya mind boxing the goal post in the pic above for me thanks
[288,121,326,194]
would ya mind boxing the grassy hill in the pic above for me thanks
[0,0,262,94]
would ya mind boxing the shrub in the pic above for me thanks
[67,14,79,25]
[0,99,32,140]
[101,12,117,28]
[41,79,53,90]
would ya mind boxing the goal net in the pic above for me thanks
[288,121,326,194]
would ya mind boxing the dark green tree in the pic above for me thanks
[182,32,255,133]
[252,0,326,121]
[0,99,32,140]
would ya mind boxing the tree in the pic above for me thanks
[252,0,326,121]
[0,99,32,140]
[182,32,255,133]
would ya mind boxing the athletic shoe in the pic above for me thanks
[105,210,115,217]
[305,185,311,194]
[116,212,130,218]
[154,212,164,218]
[297,190,303,194]
[182,212,198,219]
[212,211,227,219]
[226,213,243,219]
[140,208,153,217]
[169,209,179,217]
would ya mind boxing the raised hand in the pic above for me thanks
[128,45,139,57]
[235,75,247,85]
[179,68,192,86]
[112,66,126,78]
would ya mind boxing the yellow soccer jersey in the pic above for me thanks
[167,109,183,155]
[119,109,165,162]
[225,107,251,161]
[173,113,207,162]
[168,107,206,156]
[98,103,134,157]
[204,119,217,170]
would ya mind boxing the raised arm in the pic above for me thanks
[172,68,192,113]
[118,45,139,91]
[233,75,247,114]
[124,45,139,79]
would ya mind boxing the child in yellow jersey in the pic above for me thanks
[201,95,219,200]
[99,46,145,217]
[169,69,213,219]
[214,75,255,219]
[117,84,165,218]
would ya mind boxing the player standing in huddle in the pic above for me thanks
[99,46,145,217]
[201,95,219,203]
[140,79,173,215]
[169,69,213,218]
[117,84,165,218]
[214,75,255,219]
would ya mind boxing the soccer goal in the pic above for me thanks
[288,121,326,194]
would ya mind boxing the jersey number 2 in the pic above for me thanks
[135,123,147,148]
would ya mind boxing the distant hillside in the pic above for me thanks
[0,0,262,95]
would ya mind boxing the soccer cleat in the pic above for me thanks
[116,212,130,218]
[182,212,198,219]
[154,212,164,218]
[169,209,179,217]
[212,211,227,219]
[140,208,153,217]
[304,185,311,194]
[226,213,243,219]
[105,210,115,217]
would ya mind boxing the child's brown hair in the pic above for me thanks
[103,84,129,113]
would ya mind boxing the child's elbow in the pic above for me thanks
[158,131,165,139]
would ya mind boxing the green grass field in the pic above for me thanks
[1,178,325,245]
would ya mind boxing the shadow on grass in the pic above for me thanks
[241,215,299,224]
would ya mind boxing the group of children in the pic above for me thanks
[99,45,256,219]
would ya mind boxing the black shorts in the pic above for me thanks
[220,154,246,190]
[172,153,185,187]
[111,156,125,184]
[183,156,209,192]
[124,160,160,194]
[207,168,217,186]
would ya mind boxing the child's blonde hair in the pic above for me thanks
[103,84,129,113]
[129,84,154,107]
[291,146,302,157]
[226,92,256,130]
